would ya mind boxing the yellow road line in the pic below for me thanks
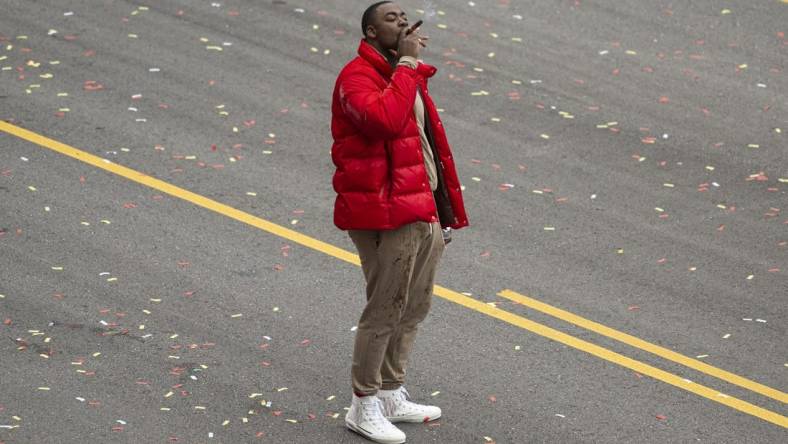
[1,120,786,429]
[498,290,788,405]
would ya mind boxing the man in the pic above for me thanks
[330,2,469,443]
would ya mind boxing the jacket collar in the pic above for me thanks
[357,39,437,79]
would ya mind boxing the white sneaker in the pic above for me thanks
[378,386,442,423]
[345,394,407,444]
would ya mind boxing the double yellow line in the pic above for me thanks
[1,121,785,428]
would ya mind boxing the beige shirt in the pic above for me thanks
[398,56,438,192]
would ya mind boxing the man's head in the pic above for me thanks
[362,1,409,51]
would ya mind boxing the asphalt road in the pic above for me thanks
[1,0,786,443]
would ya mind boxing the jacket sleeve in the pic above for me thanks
[338,65,418,140]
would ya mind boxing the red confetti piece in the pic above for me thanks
[656,414,667,421]
[658,96,670,104]
[83,80,104,91]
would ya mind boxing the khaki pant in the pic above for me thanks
[348,221,445,395]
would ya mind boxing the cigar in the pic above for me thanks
[406,20,423,35]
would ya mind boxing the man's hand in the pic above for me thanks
[396,26,422,59]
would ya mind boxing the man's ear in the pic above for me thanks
[365,25,377,39]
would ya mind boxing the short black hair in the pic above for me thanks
[361,1,392,37]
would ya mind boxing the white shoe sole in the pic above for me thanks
[387,411,442,423]
[346,418,407,444]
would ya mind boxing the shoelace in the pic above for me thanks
[360,397,387,427]
[389,387,418,413]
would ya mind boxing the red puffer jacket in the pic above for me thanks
[331,39,469,231]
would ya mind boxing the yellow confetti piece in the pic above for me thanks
[655,207,665,212]
[746,144,759,148]
[705,165,715,171]
[37,387,50,391]
[222,420,230,426]
[437,23,447,29]
[490,117,501,122]
[206,46,223,51]
[245,191,257,196]
[12,416,22,421]
[511,37,522,42]
[92,352,101,357]
[106,277,117,282]
[286,419,298,423]
[28,185,37,191]
[540,134,550,139]
[160,407,171,411]
[40,73,53,79]
[625,50,637,55]
[49,60,60,65]
[164,391,174,398]
[194,406,206,410]
[51,266,63,271]
[277,387,288,392]
[128,34,138,39]
[512,80,522,85]
[471,177,481,182]
[544,227,555,231]
[100,219,111,224]
[58,108,70,112]
[663,183,674,188]
[737,63,747,69]
[721,9,732,14]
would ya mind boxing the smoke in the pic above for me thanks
[422,0,437,22]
